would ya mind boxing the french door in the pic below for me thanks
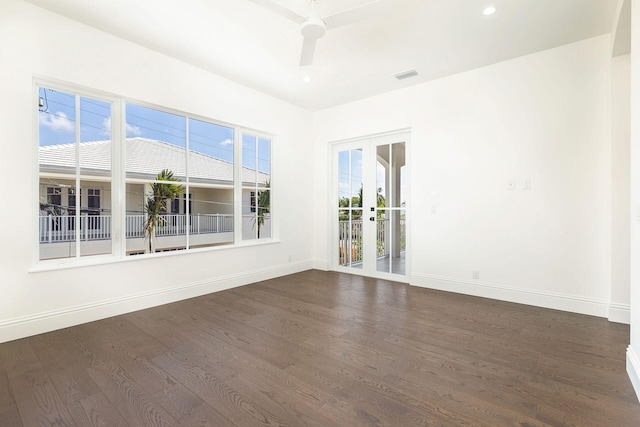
[332,131,409,280]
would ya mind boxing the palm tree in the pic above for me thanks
[144,169,184,253]
[254,180,270,238]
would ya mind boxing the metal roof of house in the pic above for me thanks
[39,137,269,186]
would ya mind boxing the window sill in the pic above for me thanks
[29,238,281,273]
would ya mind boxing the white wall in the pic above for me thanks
[611,54,631,323]
[313,35,614,317]
[0,0,313,342]
[627,0,640,401]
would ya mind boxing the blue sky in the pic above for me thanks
[38,87,270,173]
[338,147,406,207]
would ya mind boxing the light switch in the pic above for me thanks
[507,180,515,190]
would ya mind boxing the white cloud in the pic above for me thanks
[220,138,233,146]
[39,111,74,132]
[126,123,142,136]
[101,117,111,135]
[101,117,142,137]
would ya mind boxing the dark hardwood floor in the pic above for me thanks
[1,269,639,426]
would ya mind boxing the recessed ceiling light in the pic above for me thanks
[303,75,312,82]
[483,6,496,16]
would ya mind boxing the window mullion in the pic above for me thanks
[113,99,124,259]
[234,129,242,244]
[185,118,190,250]
[75,95,81,258]
[255,137,259,239]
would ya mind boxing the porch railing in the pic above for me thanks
[338,218,405,266]
[39,214,234,243]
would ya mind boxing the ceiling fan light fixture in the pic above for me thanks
[301,17,326,39]
[250,0,391,67]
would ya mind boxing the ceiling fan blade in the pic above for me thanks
[323,0,392,30]
[247,0,306,24]
[299,37,317,66]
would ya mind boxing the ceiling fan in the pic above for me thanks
[249,0,392,66]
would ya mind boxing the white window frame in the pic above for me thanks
[237,130,273,242]
[33,79,276,270]
[34,80,120,266]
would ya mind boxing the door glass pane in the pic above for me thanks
[338,209,350,266]
[375,208,406,275]
[385,209,405,275]
[351,149,363,207]
[337,149,363,270]
[350,209,363,269]
[375,210,406,275]
[392,142,406,208]
[376,144,388,210]
[376,142,405,275]
[376,209,390,273]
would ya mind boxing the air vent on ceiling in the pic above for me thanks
[394,69,419,80]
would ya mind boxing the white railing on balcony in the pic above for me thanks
[338,219,369,266]
[338,218,405,266]
[40,213,234,243]
[39,214,112,243]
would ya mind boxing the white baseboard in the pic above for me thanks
[312,259,330,271]
[608,303,631,324]
[411,274,609,318]
[627,346,640,402]
[0,260,313,344]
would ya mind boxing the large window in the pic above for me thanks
[38,86,113,261]
[124,103,236,255]
[37,83,273,264]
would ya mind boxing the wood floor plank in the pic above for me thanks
[152,348,288,426]
[165,317,335,409]
[0,356,17,415]
[98,340,178,395]
[0,340,75,426]
[76,392,131,427]
[1,270,639,426]
[0,405,23,427]
[57,327,179,427]
[84,360,179,427]
[152,383,234,427]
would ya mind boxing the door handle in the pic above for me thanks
[369,217,375,221]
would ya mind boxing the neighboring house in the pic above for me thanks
[38,137,270,259]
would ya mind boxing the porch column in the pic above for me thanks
[392,145,402,258]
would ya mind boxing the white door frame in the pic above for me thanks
[329,129,411,282]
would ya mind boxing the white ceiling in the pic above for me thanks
[24,0,620,111]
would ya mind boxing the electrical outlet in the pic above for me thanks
[472,270,480,280]
[522,178,531,190]
[431,205,437,213]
